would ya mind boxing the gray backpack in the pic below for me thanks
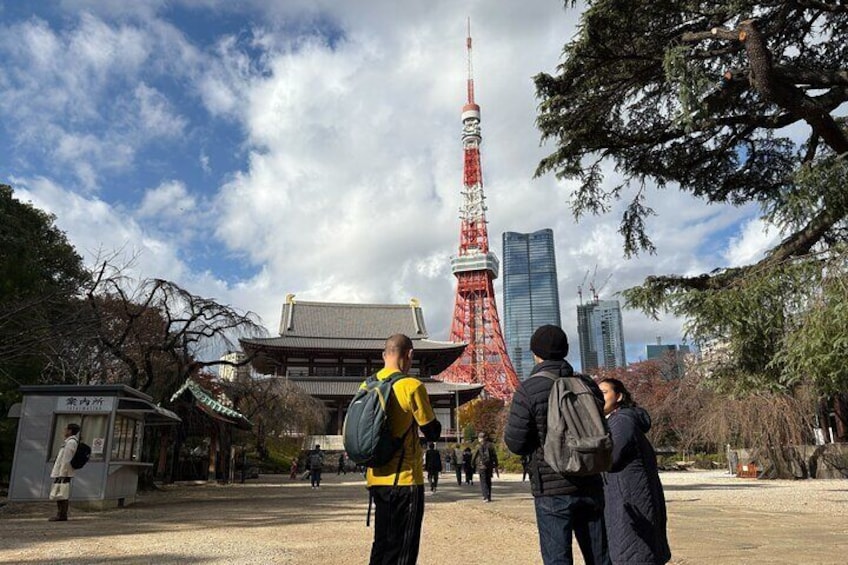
[540,371,613,475]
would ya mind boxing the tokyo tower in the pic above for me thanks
[440,21,519,400]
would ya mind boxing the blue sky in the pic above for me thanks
[0,1,782,369]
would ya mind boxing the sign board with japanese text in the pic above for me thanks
[56,396,115,413]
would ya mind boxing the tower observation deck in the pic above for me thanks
[440,21,519,401]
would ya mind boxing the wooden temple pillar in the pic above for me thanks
[336,402,344,434]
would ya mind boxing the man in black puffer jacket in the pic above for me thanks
[504,325,611,565]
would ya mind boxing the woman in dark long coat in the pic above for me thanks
[598,378,671,565]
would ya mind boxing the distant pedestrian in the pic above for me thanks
[453,444,464,486]
[48,422,79,521]
[472,432,498,502]
[598,378,671,565]
[462,447,474,485]
[425,442,442,492]
[308,444,324,489]
[289,459,299,480]
[337,452,347,475]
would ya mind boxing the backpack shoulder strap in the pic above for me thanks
[367,371,405,385]
[534,370,559,381]
[385,371,406,383]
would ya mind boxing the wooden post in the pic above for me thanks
[337,402,344,435]
[208,424,218,481]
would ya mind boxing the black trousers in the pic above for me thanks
[455,466,463,485]
[369,485,425,565]
[427,471,439,491]
[479,467,493,501]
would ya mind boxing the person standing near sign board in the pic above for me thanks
[49,423,79,521]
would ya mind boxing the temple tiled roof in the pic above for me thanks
[171,379,252,429]
[239,297,467,376]
[276,298,429,338]
[240,336,464,352]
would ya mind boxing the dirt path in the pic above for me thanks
[1,471,846,564]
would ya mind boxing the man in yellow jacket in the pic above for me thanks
[367,334,441,565]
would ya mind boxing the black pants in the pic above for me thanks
[310,469,322,487]
[427,471,439,491]
[455,466,463,485]
[479,467,493,501]
[369,485,425,565]
[464,468,474,484]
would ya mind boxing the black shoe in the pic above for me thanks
[48,516,67,522]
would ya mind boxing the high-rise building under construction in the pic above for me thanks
[577,298,626,371]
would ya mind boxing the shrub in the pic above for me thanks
[260,436,302,473]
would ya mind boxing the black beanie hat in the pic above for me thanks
[530,325,569,360]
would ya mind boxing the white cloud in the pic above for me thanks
[0,13,199,189]
[200,152,211,173]
[137,180,197,219]
[11,176,187,283]
[134,83,187,138]
[2,1,795,362]
[724,217,783,267]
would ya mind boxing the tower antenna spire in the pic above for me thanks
[466,17,475,105]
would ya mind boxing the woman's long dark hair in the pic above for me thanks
[599,377,636,409]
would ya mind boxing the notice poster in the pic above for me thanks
[92,437,106,455]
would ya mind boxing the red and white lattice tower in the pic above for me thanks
[440,21,519,401]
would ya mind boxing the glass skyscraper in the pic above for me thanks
[502,229,562,380]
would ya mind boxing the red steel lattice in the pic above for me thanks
[440,22,519,401]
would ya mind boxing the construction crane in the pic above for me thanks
[593,273,613,301]
[577,269,590,305]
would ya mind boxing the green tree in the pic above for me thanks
[534,3,848,467]
[0,184,90,374]
[0,184,90,480]
[536,1,848,258]
[535,2,848,435]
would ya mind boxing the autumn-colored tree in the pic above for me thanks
[458,398,507,444]
[224,376,327,456]
[593,361,676,447]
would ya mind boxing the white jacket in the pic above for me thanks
[51,435,79,478]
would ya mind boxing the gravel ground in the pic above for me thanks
[1,470,846,564]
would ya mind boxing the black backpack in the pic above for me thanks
[479,444,492,467]
[70,440,92,470]
[308,450,323,470]
[343,372,409,467]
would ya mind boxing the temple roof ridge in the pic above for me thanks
[278,296,430,339]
